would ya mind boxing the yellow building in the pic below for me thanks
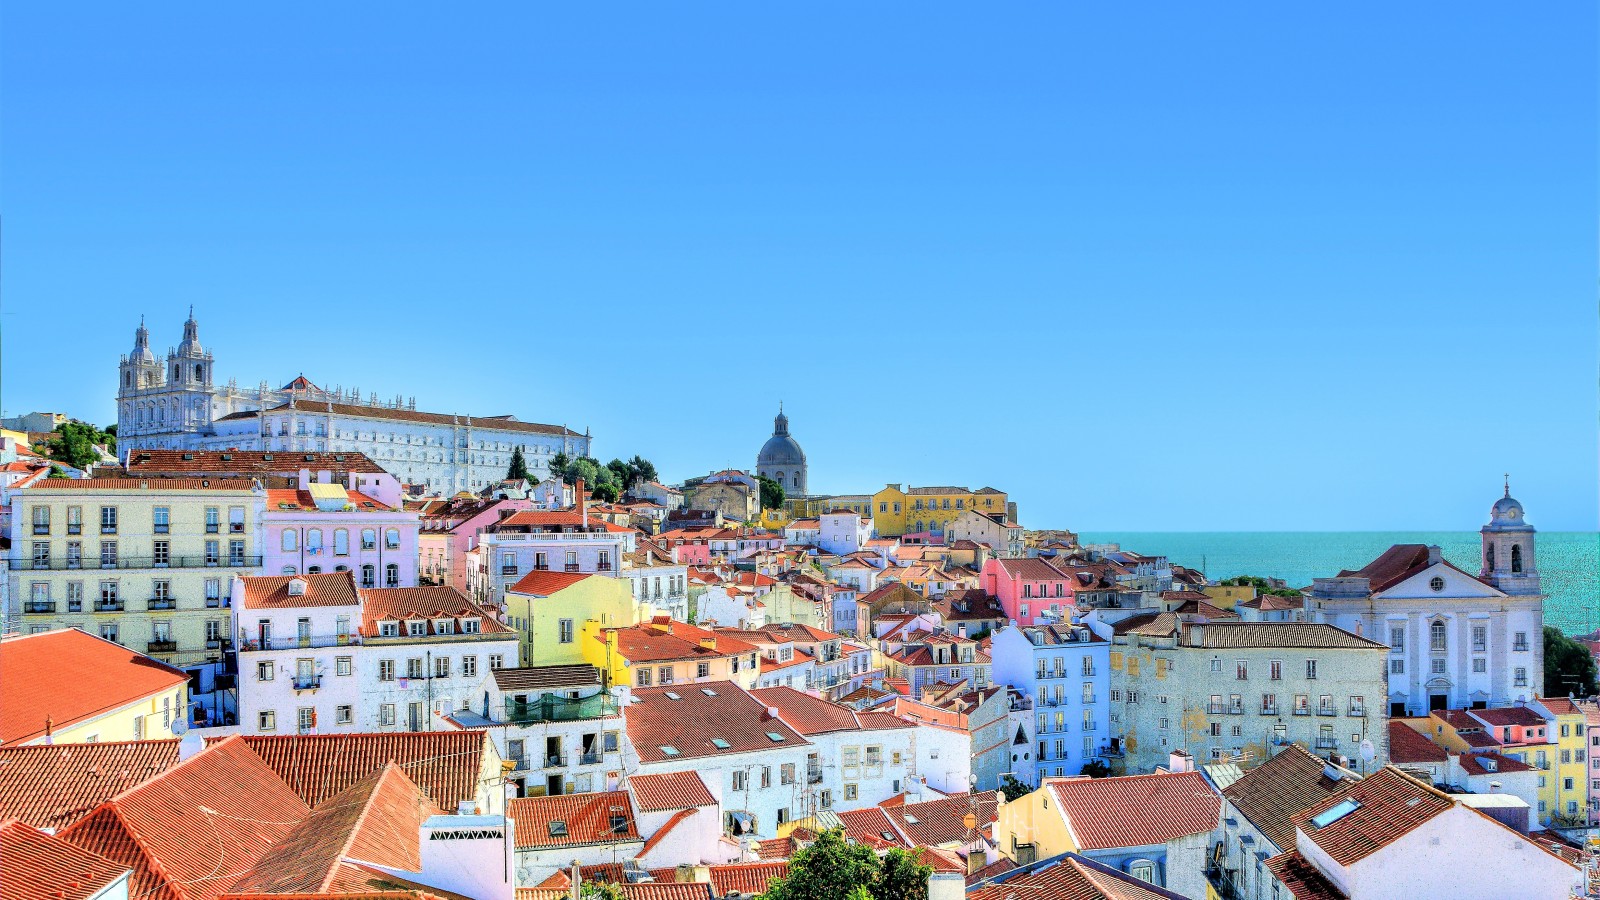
[501,570,647,667]
[12,477,265,670]
[1199,584,1254,610]
[1536,697,1589,824]
[584,618,761,691]
[871,484,1008,538]
[0,628,189,746]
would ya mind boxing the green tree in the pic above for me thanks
[758,475,785,511]
[1079,759,1113,778]
[1544,626,1598,698]
[628,454,658,485]
[551,451,571,479]
[44,421,111,470]
[607,458,633,489]
[760,828,927,900]
[506,447,531,482]
[998,774,1031,801]
[580,881,627,900]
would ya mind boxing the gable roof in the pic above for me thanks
[492,664,603,693]
[217,731,491,811]
[1337,543,1496,595]
[0,739,183,831]
[603,620,758,664]
[1195,622,1387,650]
[1385,722,1448,765]
[0,818,130,900]
[628,771,717,812]
[1221,744,1355,851]
[968,853,1185,900]
[880,791,999,846]
[0,630,190,746]
[359,586,513,636]
[749,687,909,736]
[239,571,361,611]
[1290,767,1453,866]
[624,682,807,763]
[60,736,311,900]
[1047,771,1220,851]
[835,806,913,849]
[508,569,595,596]
[126,449,387,475]
[508,791,638,849]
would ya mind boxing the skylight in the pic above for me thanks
[1310,799,1361,828]
[665,691,682,701]
[904,814,920,824]
[766,732,786,742]
[711,738,731,749]
[660,745,679,756]
[549,821,568,837]
[702,688,718,696]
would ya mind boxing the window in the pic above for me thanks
[152,506,169,534]
[732,771,748,791]
[297,708,315,734]
[386,564,399,588]
[1514,631,1529,652]
[435,657,450,678]
[1431,659,1447,675]
[229,540,246,566]
[1472,624,1487,652]
[361,565,376,588]
[1210,658,1222,673]
[205,540,220,565]
[1128,860,1156,884]
[362,529,377,550]
[1429,576,1445,592]
[334,529,349,556]
[100,506,118,534]
[1391,658,1405,674]
[1390,626,1405,651]
[379,660,395,682]
[637,667,652,687]
[229,507,245,533]
[386,528,400,549]
[781,763,795,784]
[1430,620,1447,651]
[844,783,859,801]
[100,541,118,568]
[406,658,424,679]
[205,506,219,534]
[1305,659,1318,680]
[335,656,352,676]
[697,662,711,678]
[258,711,276,731]
[380,704,396,726]
[66,506,81,534]
[336,705,353,725]
[1515,667,1528,687]
[1236,660,1248,680]
[489,654,503,670]
[153,542,170,567]
[258,661,274,681]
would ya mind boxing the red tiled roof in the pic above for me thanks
[967,854,1175,900]
[265,487,394,511]
[603,620,758,664]
[218,399,581,437]
[755,837,798,860]
[708,861,790,897]
[1263,852,1345,900]
[21,477,257,491]
[990,558,1070,581]
[1539,697,1582,716]
[61,735,312,900]
[835,806,911,849]
[1386,722,1448,765]
[1337,543,1493,594]
[217,731,491,811]
[1048,771,1220,850]
[499,509,587,527]
[1221,745,1353,851]
[1469,706,1547,728]
[1457,751,1535,776]
[0,819,130,900]
[880,792,999,846]
[629,771,716,812]
[509,792,637,848]
[750,687,872,735]
[509,570,595,596]
[615,885,713,900]
[0,630,189,747]
[1291,767,1452,866]
[0,740,183,831]
[624,683,807,763]
[359,586,513,637]
[239,571,361,610]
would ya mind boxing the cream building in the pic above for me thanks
[9,477,265,674]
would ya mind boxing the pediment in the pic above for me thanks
[1375,561,1505,601]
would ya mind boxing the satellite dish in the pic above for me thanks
[171,721,188,737]
[1360,739,1376,762]
[498,603,509,614]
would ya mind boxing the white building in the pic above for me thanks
[468,506,635,607]
[1306,486,1545,717]
[817,510,872,556]
[233,572,517,735]
[116,313,591,494]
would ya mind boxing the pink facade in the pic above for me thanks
[261,488,422,588]
[980,557,1075,626]
[416,497,532,592]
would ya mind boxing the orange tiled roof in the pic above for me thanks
[1290,767,1452,866]
[1221,744,1353,851]
[217,731,491,811]
[603,620,758,664]
[266,488,394,512]
[127,450,385,476]
[880,791,999,846]
[0,630,189,747]
[240,572,361,610]
[967,853,1174,900]
[1385,722,1448,766]
[1263,851,1345,900]
[60,736,312,900]
[629,771,716,812]
[359,586,513,637]
[708,861,789,897]
[509,570,594,596]
[624,683,807,763]
[836,806,912,849]
[508,791,637,849]
[1047,771,1220,851]
[0,740,183,831]
[0,818,129,900]
[217,399,582,437]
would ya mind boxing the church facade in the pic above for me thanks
[755,406,807,497]
[116,314,590,494]
[1306,484,1545,716]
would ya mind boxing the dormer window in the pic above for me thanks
[462,618,480,634]
[434,618,454,635]
[407,620,426,636]
[286,578,307,597]
[380,621,399,637]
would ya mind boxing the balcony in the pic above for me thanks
[101,525,117,535]
[597,562,612,572]
[1262,705,1280,717]
[206,598,228,609]
[503,694,619,725]
[501,565,519,575]
[147,598,177,611]
[239,634,359,652]
[1293,708,1311,716]
[95,601,126,613]
[11,554,263,572]
[1081,667,1098,677]
[206,639,223,650]
[1317,708,1337,717]
[564,563,581,572]
[24,602,56,614]
[147,640,178,654]
[67,524,81,535]
[293,675,322,691]
[578,751,603,765]
[1208,703,1225,715]
[1348,706,1367,718]
[32,524,50,535]
[545,753,567,768]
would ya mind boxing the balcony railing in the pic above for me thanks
[564,563,581,572]
[501,566,519,575]
[96,601,126,613]
[1262,705,1280,716]
[293,675,322,691]
[147,640,177,654]
[503,694,619,725]
[492,531,622,543]
[147,599,177,611]
[239,634,360,652]
[24,602,56,614]
[1081,667,1098,677]
[205,598,228,609]
[1317,707,1337,717]
[67,524,81,535]
[1348,706,1366,717]
[11,554,263,572]
[545,753,567,768]
[32,524,50,535]
[1293,707,1311,716]
[807,770,823,785]
[578,751,603,765]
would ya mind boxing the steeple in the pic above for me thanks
[774,403,789,436]
[177,306,203,357]
[130,315,154,363]
[1481,478,1538,595]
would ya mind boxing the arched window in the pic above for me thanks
[1511,544,1523,573]
[385,528,400,550]
[335,565,349,573]
[194,364,203,380]
[1127,860,1157,884]
[386,563,400,588]
[308,565,322,574]
[361,564,376,588]
[124,372,130,386]
[361,529,377,551]
[793,474,800,488]
[334,529,349,556]
[1487,544,1496,571]
[306,529,323,553]
[281,565,296,575]
[1430,620,1447,651]
[281,530,297,552]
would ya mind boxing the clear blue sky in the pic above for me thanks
[3,5,1595,531]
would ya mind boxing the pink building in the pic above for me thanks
[414,496,532,591]
[980,557,1075,626]
[656,528,714,566]
[262,481,421,589]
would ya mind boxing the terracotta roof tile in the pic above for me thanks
[629,771,717,812]
[239,571,361,611]
[603,621,757,665]
[1221,745,1353,851]
[1457,751,1534,776]
[967,853,1179,900]
[0,819,129,900]
[359,586,513,637]
[1385,722,1448,765]
[624,683,808,764]
[1196,622,1387,650]
[509,791,637,849]
[216,731,490,811]
[835,806,912,849]
[509,570,595,596]
[492,664,603,693]
[1290,767,1452,866]
[217,400,581,437]
[0,630,190,747]
[1469,706,1547,728]
[708,861,790,897]
[21,477,258,491]
[1263,852,1345,900]
[0,739,182,831]
[880,791,999,846]
[1047,771,1220,851]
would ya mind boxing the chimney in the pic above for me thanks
[1168,749,1194,773]
[700,636,717,651]
[1427,545,1442,566]
[576,478,588,527]
[927,873,964,900]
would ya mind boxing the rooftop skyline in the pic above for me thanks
[3,5,1594,531]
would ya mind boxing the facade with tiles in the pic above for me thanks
[1109,620,1389,775]
[116,314,590,494]
[990,623,1113,777]
[8,477,264,673]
